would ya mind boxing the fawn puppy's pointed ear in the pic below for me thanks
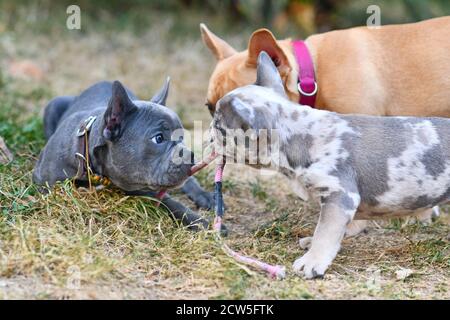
[103,81,137,140]
[246,29,291,77]
[200,23,237,60]
[255,51,287,97]
[150,77,170,106]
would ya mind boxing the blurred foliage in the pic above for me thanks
[193,0,450,35]
[0,0,449,38]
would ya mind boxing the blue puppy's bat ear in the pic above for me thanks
[103,80,137,141]
[150,77,170,106]
[255,51,287,97]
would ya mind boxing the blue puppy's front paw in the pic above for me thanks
[192,191,215,210]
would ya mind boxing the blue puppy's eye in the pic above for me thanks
[151,134,164,144]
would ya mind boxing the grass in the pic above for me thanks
[0,4,449,299]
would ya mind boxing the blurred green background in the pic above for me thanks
[1,0,450,39]
[1,0,449,127]
[0,0,449,126]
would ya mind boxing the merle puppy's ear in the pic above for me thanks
[255,51,287,97]
[103,80,137,140]
[218,96,257,132]
[150,77,170,106]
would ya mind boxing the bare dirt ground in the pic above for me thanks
[0,5,449,299]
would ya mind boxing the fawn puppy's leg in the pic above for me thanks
[414,207,440,224]
[345,219,369,236]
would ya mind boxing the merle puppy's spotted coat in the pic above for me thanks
[212,51,450,279]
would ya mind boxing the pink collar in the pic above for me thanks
[292,40,317,107]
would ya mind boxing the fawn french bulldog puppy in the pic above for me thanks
[201,17,450,117]
[211,52,450,278]
[33,80,217,229]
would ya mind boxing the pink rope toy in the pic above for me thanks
[156,151,286,280]
[211,157,285,280]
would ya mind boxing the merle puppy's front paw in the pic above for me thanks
[292,251,332,279]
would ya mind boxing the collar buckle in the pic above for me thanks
[76,116,97,137]
[297,81,318,97]
[292,40,317,107]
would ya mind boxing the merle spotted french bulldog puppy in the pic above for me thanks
[211,51,450,278]
[33,79,216,229]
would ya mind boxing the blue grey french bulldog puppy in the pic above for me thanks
[33,79,217,229]
[211,51,450,278]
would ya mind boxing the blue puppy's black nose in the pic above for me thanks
[178,149,195,165]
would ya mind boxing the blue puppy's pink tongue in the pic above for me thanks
[156,189,167,199]
[154,190,167,207]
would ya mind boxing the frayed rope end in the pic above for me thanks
[267,265,286,280]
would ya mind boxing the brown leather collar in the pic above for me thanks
[75,116,111,188]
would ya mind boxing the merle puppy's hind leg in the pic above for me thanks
[43,96,75,139]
